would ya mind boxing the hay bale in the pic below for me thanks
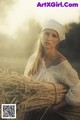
[0,69,80,120]
[0,70,67,105]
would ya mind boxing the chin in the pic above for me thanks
[44,46,51,49]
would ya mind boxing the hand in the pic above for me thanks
[48,104,63,112]
[51,104,61,112]
[49,100,69,112]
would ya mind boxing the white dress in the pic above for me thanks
[24,54,80,106]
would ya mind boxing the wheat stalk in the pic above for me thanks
[0,69,80,120]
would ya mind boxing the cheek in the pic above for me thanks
[52,38,58,43]
[42,35,46,40]
[52,39,59,46]
[41,35,46,43]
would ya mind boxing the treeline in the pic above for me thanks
[58,23,80,62]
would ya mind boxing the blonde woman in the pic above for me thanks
[24,19,80,120]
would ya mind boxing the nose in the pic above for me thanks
[46,35,52,42]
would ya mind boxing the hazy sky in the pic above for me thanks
[33,0,80,24]
[0,0,80,36]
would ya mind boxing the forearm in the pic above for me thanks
[57,99,68,108]
[51,99,70,112]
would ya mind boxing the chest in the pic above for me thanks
[44,57,60,69]
[33,60,63,83]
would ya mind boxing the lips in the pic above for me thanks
[45,42,51,45]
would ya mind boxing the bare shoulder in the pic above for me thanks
[51,52,67,66]
[58,53,67,63]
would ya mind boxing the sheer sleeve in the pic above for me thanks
[60,62,80,106]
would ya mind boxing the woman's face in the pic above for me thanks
[41,29,59,49]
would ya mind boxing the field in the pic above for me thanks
[0,57,28,74]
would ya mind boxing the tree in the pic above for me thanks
[58,23,80,61]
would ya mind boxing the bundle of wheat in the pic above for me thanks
[0,69,80,120]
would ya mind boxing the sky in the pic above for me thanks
[34,0,80,24]
[0,0,80,37]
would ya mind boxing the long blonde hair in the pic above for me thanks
[28,36,44,76]
[28,30,60,76]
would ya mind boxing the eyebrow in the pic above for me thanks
[44,31,58,36]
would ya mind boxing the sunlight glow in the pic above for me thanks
[0,0,80,37]
[34,0,80,24]
[0,0,33,36]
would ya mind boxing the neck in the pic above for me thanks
[44,48,56,55]
[43,48,57,60]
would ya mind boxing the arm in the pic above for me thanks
[59,61,80,107]
[51,99,69,112]
[49,100,70,112]
[50,61,80,112]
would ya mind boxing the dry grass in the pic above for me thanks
[0,69,80,120]
[0,68,68,119]
[0,57,80,120]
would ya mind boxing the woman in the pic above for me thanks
[24,19,80,120]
